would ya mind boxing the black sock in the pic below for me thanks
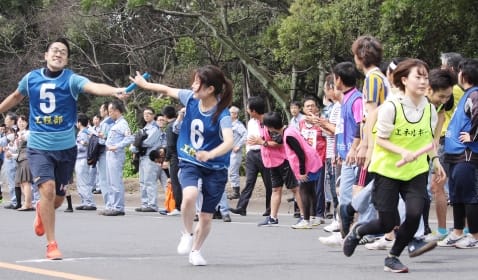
[423,198,431,231]
[346,203,356,216]
[66,195,73,209]
[15,187,22,208]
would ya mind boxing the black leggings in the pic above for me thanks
[453,203,478,234]
[357,196,424,257]
[300,180,317,220]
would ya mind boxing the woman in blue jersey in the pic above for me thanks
[132,65,234,266]
[0,38,126,260]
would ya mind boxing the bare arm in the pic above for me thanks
[434,110,445,144]
[130,71,180,99]
[82,82,125,99]
[0,90,25,113]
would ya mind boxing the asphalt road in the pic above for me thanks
[0,195,475,280]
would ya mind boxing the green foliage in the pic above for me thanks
[80,0,122,10]
[149,96,173,114]
[4,0,478,178]
[175,37,201,66]
[0,0,44,16]
[379,0,478,65]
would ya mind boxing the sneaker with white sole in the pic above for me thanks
[291,219,312,229]
[437,232,464,247]
[318,232,343,247]
[384,256,408,273]
[324,220,340,233]
[257,216,279,226]
[311,217,325,226]
[168,209,181,216]
[177,232,193,255]
[189,250,207,266]
[358,235,376,245]
[455,235,478,249]
[365,236,394,250]
[424,231,449,242]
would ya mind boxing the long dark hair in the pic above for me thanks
[195,65,233,123]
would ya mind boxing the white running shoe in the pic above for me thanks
[167,209,181,216]
[455,235,478,249]
[189,250,207,266]
[365,236,394,250]
[291,219,312,229]
[437,232,464,247]
[324,220,340,233]
[318,232,343,247]
[311,217,325,226]
[177,232,193,255]
[424,231,449,242]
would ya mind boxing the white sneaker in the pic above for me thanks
[324,220,340,233]
[437,232,464,247]
[189,250,207,266]
[318,232,343,247]
[291,219,312,229]
[168,209,181,216]
[177,232,193,255]
[365,236,394,250]
[424,231,448,242]
[311,217,325,226]
[455,235,478,249]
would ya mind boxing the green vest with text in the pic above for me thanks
[369,100,433,181]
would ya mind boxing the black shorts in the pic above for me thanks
[27,146,77,196]
[371,172,428,212]
[270,160,298,189]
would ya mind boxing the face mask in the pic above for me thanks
[270,131,283,144]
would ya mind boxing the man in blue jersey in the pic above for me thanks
[0,37,126,260]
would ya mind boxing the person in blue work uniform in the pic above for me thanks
[134,107,161,212]
[154,113,169,193]
[96,101,115,207]
[102,99,133,216]
[74,113,97,211]
[131,65,234,266]
[0,37,126,260]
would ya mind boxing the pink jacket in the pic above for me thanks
[284,127,322,179]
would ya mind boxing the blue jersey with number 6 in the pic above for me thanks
[18,68,89,150]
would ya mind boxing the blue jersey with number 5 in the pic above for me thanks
[18,68,89,150]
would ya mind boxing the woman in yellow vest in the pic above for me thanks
[341,59,446,273]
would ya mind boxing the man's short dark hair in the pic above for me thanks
[459,58,478,86]
[247,96,266,115]
[332,62,357,87]
[46,37,70,58]
[289,100,302,108]
[143,106,155,115]
[77,113,89,127]
[162,105,177,119]
[429,69,457,91]
[109,99,125,114]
